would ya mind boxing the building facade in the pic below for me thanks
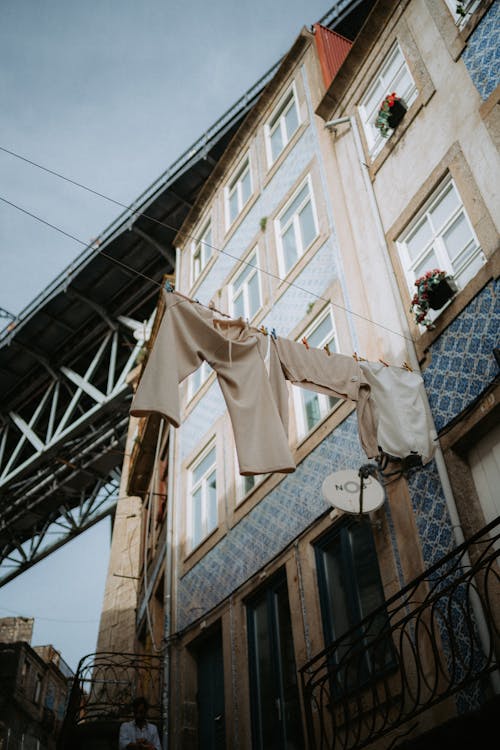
[0,619,73,750]
[95,2,499,749]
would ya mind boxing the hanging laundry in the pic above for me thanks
[130,290,295,475]
[359,361,436,464]
[129,291,381,475]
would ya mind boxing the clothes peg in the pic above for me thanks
[402,361,413,372]
[302,336,310,350]
[271,328,277,340]
[259,325,268,336]
[165,281,174,292]
[324,343,331,356]
[379,358,390,367]
[353,352,359,361]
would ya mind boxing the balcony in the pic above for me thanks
[299,517,500,749]
[58,651,163,750]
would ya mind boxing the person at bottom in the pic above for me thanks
[119,697,161,750]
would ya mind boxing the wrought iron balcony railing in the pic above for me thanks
[299,517,500,750]
[58,650,163,749]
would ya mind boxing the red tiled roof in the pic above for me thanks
[313,23,352,89]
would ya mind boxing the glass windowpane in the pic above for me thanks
[282,225,298,273]
[247,273,260,318]
[304,391,321,430]
[308,315,333,349]
[281,184,309,227]
[299,200,316,248]
[192,487,202,545]
[429,184,459,231]
[442,213,473,264]
[406,218,432,261]
[193,447,216,484]
[207,472,217,532]
[284,101,299,139]
[270,127,283,162]
[241,169,252,205]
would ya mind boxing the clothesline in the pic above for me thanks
[162,280,413,371]
[0,144,415,345]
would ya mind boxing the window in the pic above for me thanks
[226,157,252,227]
[397,177,485,321]
[444,0,482,28]
[229,249,262,320]
[187,361,212,400]
[191,220,212,285]
[188,443,217,549]
[315,519,394,693]
[294,308,339,438]
[359,42,417,157]
[246,571,304,748]
[265,85,300,165]
[33,673,42,703]
[276,177,318,276]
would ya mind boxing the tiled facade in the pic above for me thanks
[462,1,500,100]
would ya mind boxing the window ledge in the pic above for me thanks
[181,523,226,574]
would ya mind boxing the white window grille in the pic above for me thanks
[191,220,212,285]
[276,177,318,276]
[397,177,485,321]
[229,249,262,320]
[294,308,339,438]
[188,443,217,549]
[265,85,300,165]
[359,42,417,157]
[226,157,252,227]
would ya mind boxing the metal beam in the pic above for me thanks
[131,226,176,265]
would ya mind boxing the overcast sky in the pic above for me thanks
[0,0,336,672]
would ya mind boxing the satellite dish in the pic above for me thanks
[321,469,385,514]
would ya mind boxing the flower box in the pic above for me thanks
[410,269,458,328]
[375,93,407,138]
[427,277,458,310]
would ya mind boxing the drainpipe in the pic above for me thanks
[324,115,500,693]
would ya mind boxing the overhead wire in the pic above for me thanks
[0,145,414,343]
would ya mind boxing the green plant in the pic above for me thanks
[259,216,268,231]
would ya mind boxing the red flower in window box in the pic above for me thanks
[409,269,458,328]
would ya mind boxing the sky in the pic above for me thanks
[0,0,335,672]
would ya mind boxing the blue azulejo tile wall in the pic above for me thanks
[422,279,499,433]
[177,412,366,630]
[462,1,500,101]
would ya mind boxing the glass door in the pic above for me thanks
[247,571,303,750]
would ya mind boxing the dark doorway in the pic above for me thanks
[247,570,303,750]
[196,628,225,750]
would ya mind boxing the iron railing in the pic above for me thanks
[66,651,163,725]
[300,518,500,750]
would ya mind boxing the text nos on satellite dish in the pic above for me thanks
[321,470,385,514]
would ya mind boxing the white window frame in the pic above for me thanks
[190,219,212,286]
[358,42,418,158]
[229,248,262,321]
[275,175,319,277]
[264,83,301,166]
[293,307,340,439]
[237,472,268,504]
[225,155,252,228]
[187,440,218,550]
[187,360,212,401]
[397,176,485,323]
[444,0,482,28]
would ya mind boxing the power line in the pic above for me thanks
[0,605,98,624]
[0,145,414,342]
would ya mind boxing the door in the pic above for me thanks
[469,421,500,544]
[247,571,304,750]
[196,629,226,750]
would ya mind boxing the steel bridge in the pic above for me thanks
[0,1,374,586]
